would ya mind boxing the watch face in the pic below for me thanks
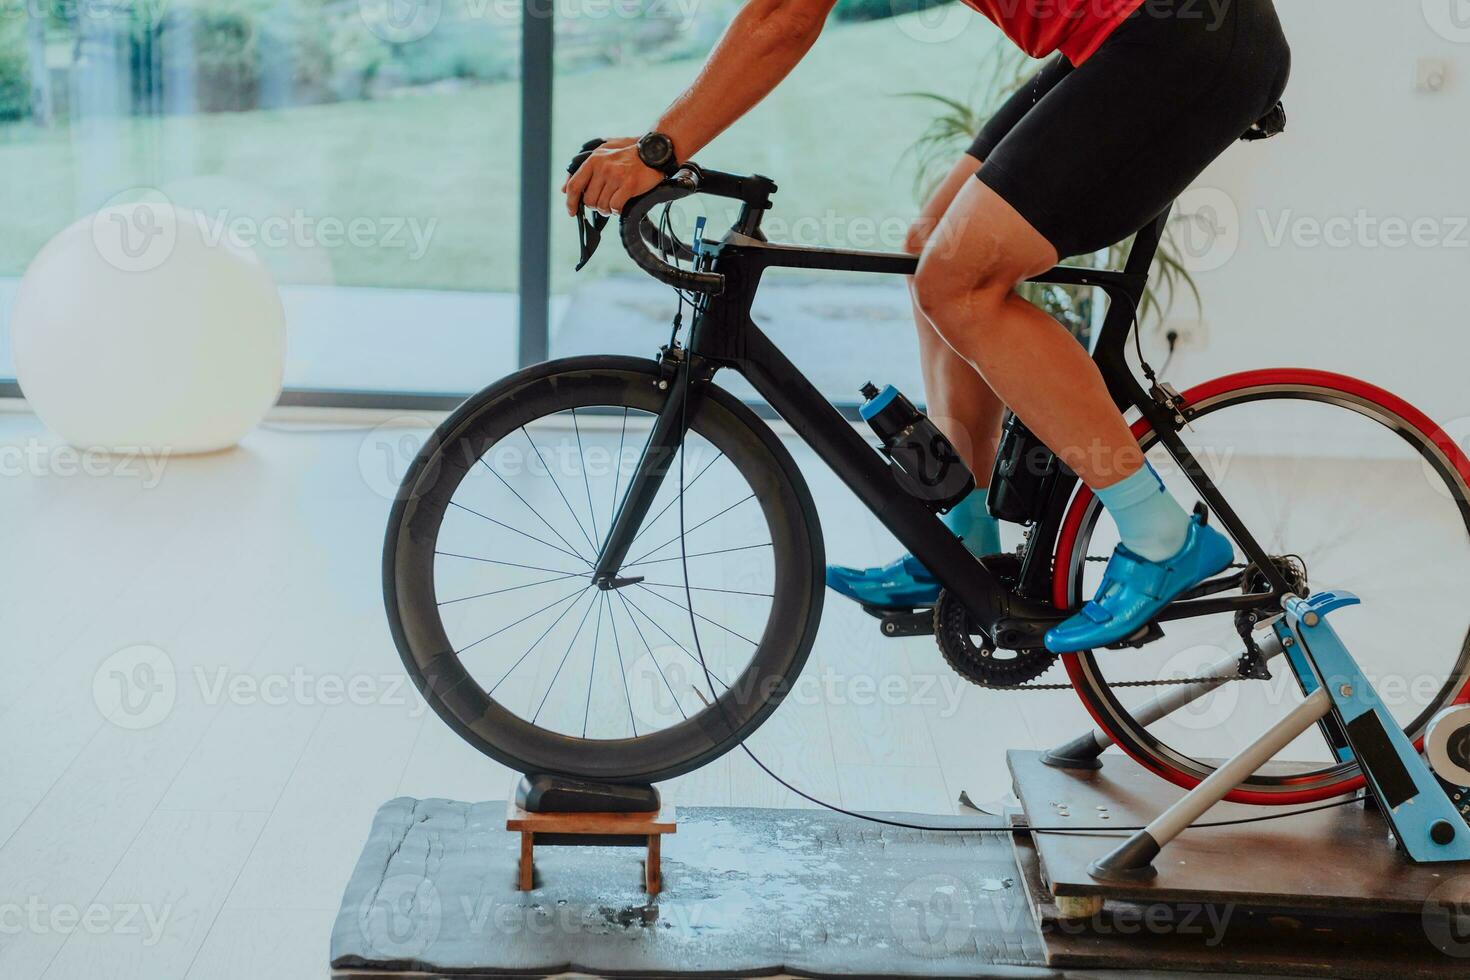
[639,134,674,170]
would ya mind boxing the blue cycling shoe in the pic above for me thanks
[1045,513,1234,654]
[826,554,940,611]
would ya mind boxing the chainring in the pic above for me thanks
[933,554,1059,690]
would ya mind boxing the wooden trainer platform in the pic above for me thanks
[1007,748,1470,977]
[505,796,677,894]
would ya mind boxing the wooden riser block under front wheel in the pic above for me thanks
[505,796,677,895]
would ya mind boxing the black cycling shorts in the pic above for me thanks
[968,0,1291,259]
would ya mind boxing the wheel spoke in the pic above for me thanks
[619,592,732,691]
[635,582,761,648]
[608,407,630,538]
[582,595,605,738]
[622,542,773,569]
[439,572,591,607]
[607,595,639,737]
[628,493,756,567]
[470,455,585,564]
[571,409,601,547]
[448,500,590,568]
[435,551,589,577]
[627,450,726,549]
[616,592,688,721]
[487,587,595,694]
[641,581,774,598]
[460,583,588,658]
[532,591,600,724]
[521,425,600,556]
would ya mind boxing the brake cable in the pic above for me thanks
[658,215,1360,836]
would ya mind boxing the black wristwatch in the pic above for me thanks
[637,132,679,176]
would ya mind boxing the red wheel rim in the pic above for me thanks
[1053,369,1470,805]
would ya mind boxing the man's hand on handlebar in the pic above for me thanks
[562,137,665,218]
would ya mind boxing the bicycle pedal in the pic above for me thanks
[1106,621,1165,650]
[877,608,936,639]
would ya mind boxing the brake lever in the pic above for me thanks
[568,138,610,272]
[575,208,610,272]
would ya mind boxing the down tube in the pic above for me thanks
[729,321,1007,616]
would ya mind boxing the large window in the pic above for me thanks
[0,0,522,398]
[550,2,1008,404]
[0,1,1008,406]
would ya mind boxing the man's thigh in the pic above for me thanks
[909,153,985,254]
[919,176,1059,296]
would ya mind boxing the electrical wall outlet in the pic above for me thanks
[1157,318,1210,352]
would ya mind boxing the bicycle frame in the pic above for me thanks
[592,204,1296,651]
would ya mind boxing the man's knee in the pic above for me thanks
[912,249,1019,327]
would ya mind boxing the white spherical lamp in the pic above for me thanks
[11,200,286,454]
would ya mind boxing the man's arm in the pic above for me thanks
[654,0,836,161]
[563,0,837,217]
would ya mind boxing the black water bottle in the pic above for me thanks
[860,382,975,512]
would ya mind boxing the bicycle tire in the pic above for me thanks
[1057,369,1470,804]
[383,355,825,783]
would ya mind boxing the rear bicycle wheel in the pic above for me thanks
[383,356,824,783]
[1057,370,1470,804]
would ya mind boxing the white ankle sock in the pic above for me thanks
[1095,464,1190,562]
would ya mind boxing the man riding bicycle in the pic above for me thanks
[564,0,1291,654]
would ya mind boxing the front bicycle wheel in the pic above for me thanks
[1057,370,1470,804]
[384,356,824,783]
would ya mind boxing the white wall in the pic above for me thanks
[1162,0,1470,428]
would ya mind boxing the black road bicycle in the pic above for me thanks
[384,122,1470,807]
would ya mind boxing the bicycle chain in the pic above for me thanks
[1008,556,1258,692]
[1003,672,1252,692]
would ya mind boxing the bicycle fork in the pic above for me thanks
[590,351,699,589]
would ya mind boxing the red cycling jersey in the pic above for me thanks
[960,0,1149,65]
